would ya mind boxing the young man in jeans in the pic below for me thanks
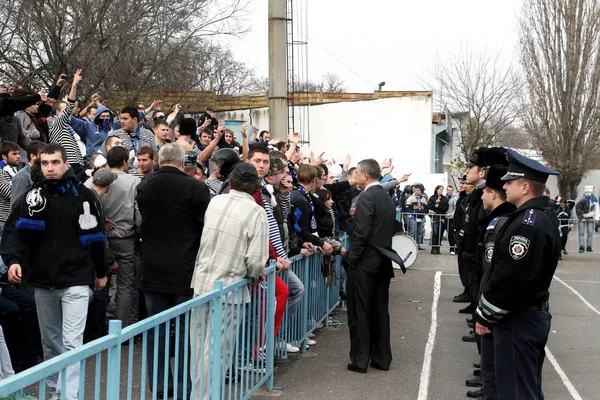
[1,142,107,400]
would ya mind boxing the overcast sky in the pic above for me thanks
[220,0,524,93]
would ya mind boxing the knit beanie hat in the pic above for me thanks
[584,185,594,194]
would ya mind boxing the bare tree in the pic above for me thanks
[430,48,523,160]
[0,0,250,101]
[294,72,347,93]
[520,0,600,199]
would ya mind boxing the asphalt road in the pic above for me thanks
[253,249,600,400]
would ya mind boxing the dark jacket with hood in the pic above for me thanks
[0,169,107,289]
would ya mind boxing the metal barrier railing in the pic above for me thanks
[0,264,278,400]
[397,212,455,251]
[0,233,353,399]
[396,211,599,255]
[275,232,349,360]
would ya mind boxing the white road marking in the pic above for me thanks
[559,278,600,285]
[417,271,442,400]
[553,276,600,316]
[546,346,583,400]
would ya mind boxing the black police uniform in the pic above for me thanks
[476,149,560,400]
[475,165,516,400]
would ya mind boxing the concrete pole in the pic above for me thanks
[268,0,288,141]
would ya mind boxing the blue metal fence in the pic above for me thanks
[0,235,351,399]
[0,264,277,400]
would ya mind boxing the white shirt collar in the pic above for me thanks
[365,182,380,192]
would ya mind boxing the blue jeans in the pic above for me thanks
[407,218,424,244]
[285,270,304,317]
[35,285,92,400]
[578,220,594,248]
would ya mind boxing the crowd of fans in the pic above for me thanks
[0,70,408,399]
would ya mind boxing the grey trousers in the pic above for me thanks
[108,237,138,327]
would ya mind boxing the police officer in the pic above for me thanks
[475,149,560,400]
[469,165,516,400]
[452,174,471,303]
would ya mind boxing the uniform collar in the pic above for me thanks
[365,182,380,192]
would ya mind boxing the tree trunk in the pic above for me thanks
[557,176,579,200]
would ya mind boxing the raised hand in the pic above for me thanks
[73,69,83,85]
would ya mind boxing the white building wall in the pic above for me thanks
[216,95,434,174]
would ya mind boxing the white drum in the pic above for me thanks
[392,234,418,269]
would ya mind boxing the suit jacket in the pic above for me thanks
[343,184,405,276]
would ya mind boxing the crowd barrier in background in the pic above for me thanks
[397,212,600,255]
[0,234,351,400]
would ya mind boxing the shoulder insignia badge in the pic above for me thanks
[522,209,537,226]
[487,218,499,231]
[509,235,530,260]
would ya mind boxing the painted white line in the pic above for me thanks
[553,276,600,316]
[559,279,600,285]
[546,346,583,400]
[417,270,442,400]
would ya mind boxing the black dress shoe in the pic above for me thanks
[473,363,481,368]
[370,361,389,371]
[459,304,474,314]
[466,375,483,387]
[466,388,484,398]
[453,293,471,303]
[473,369,481,376]
[462,333,476,342]
[467,322,474,328]
[347,363,367,373]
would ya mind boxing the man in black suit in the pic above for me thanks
[342,158,402,374]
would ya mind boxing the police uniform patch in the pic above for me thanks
[487,218,499,231]
[485,242,494,263]
[522,209,537,226]
[509,235,530,260]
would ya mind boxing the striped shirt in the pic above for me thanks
[190,190,269,303]
[261,186,287,259]
[0,168,15,223]
[14,111,41,139]
[49,100,83,165]
[99,128,157,170]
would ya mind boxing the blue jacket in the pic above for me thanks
[70,105,114,155]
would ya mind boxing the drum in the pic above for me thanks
[392,234,418,270]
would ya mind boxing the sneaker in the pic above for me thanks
[562,249,568,255]
[308,333,315,338]
[450,250,456,255]
[286,343,300,353]
[306,338,317,346]
[579,247,585,253]
[586,247,593,252]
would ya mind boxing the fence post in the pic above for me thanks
[106,320,122,400]
[212,281,224,400]
[300,256,310,353]
[266,261,276,391]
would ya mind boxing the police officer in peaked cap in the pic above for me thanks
[475,148,560,400]
[471,164,516,399]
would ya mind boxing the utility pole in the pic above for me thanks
[268,0,288,141]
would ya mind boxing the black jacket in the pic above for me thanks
[480,196,560,315]
[0,171,106,289]
[136,166,210,295]
[291,188,325,247]
[427,194,449,218]
[342,185,402,277]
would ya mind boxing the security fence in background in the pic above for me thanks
[0,234,351,400]
[397,212,600,255]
